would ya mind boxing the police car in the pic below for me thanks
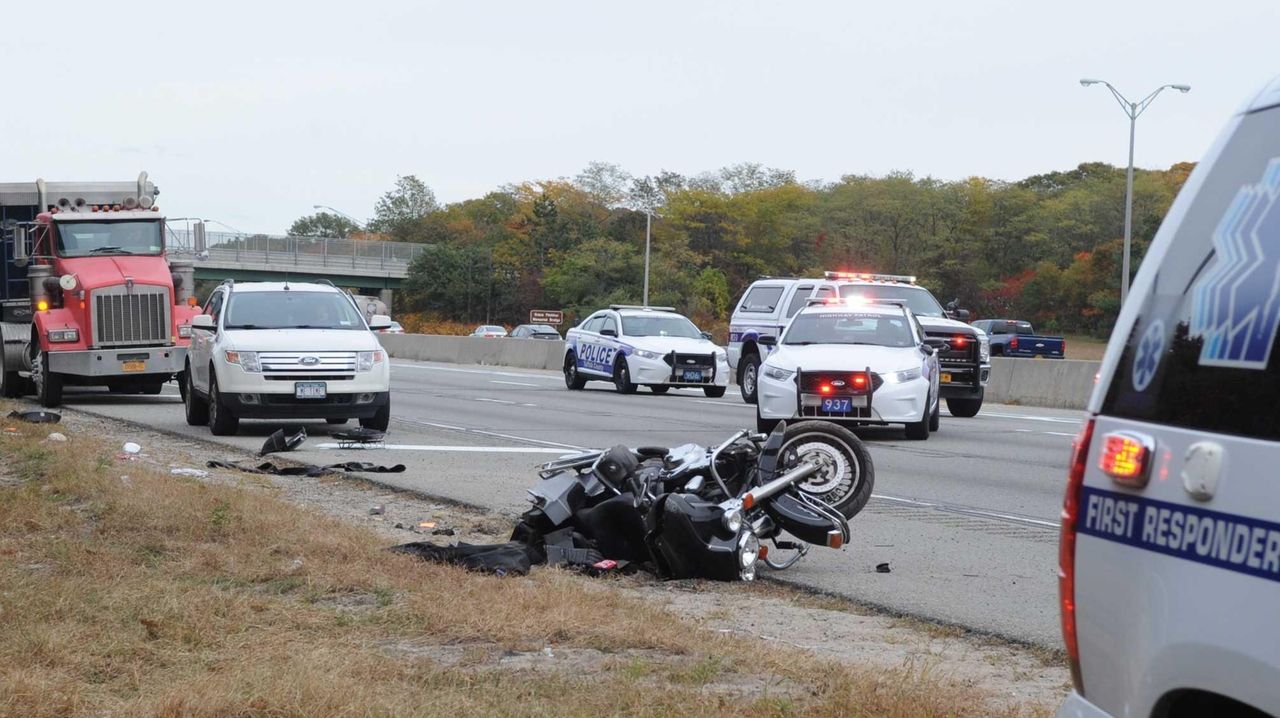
[1057,78,1280,718]
[728,273,989,417]
[754,300,946,439]
[563,305,730,396]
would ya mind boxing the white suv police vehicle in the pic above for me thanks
[563,305,730,397]
[183,281,393,436]
[1057,78,1280,718]
[728,273,989,416]
[755,300,945,439]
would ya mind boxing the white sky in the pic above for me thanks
[2,0,1276,234]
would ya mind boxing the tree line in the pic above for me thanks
[287,161,1194,336]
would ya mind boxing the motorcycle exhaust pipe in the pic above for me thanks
[740,461,819,510]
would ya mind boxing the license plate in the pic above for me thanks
[681,369,704,382]
[940,372,952,383]
[821,397,854,413]
[122,360,145,373]
[295,382,327,399]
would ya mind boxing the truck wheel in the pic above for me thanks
[207,374,239,436]
[703,386,726,398]
[946,396,983,418]
[32,350,63,408]
[360,400,390,432]
[184,367,209,426]
[0,353,21,399]
[612,358,636,394]
[739,353,760,405]
[563,353,586,390]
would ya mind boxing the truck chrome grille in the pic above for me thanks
[92,287,172,347]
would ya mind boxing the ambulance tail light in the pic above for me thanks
[1098,432,1153,488]
[1060,418,1095,695]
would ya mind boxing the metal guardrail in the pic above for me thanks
[166,229,427,273]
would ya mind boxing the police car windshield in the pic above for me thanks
[224,292,366,330]
[838,285,944,317]
[621,315,702,338]
[784,312,914,347]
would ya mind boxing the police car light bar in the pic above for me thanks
[805,297,912,315]
[609,304,676,312]
[823,271,917,284]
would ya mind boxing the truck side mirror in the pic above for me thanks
[757,335,777,347]
[955,309,971,321]
[13,226,28,268]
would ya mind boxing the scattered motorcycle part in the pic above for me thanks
[7,410,60,424]
[259,426,307,456]
[876,562,891,573]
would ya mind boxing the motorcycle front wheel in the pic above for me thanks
[777,421,874,519]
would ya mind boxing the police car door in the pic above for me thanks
[1072,99,1280,710]
[576,313,619,378]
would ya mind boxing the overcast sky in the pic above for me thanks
[2,0,1276,234]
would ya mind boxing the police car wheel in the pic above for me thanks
[904,397,930,440]
[564,354,586,390]
[650,385,670,394]
[703,386,726,398]
[613,359,637,394]
[756,409,780,435]
[739,354,760,405]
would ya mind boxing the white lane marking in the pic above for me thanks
[490,380,540,387]
[1014,429,1077,437]
[981,412,1082,425]
[314,443,569,453]
[392,363,559,381]
[395,417,585,450]
[692,399,751,407]
[872,493,1060,529]
[475,397,516,405]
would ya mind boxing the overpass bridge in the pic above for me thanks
[166,228,426,300]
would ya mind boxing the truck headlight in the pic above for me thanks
[632,348,662,360]
[47,329,79,343]
[357,350,385,371]
[224,350,260,373]
[979,337,990,362]
[178,324,193,338]
[763,366,794,381]
[882,367,922,384]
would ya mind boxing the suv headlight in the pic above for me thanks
[224,350,260,373]
[632,348,663,360]
[357,350,385,371]
[47,329,79,343]
[882,367,922,384]
[763,365,795,381]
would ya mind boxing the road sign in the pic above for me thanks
[530,309,564,325]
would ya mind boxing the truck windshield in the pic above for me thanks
[621,315,702,338]
[784,312,915,347]
[224,291,367,330]
[838,285,945,317]
[55,221,163,257]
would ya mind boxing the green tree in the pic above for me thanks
[369,175,439,240]
[288,212,359,238]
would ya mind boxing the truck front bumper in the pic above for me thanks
[937,363,989,399]
[47,346,186,377]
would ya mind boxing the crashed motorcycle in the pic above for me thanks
[512,420,874,581]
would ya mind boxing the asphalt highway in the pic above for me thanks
[60,358,1087,648]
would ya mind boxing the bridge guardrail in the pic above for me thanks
[167,229,427,273]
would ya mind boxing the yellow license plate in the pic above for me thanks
[122,361,146,373]
[940,372,952,383]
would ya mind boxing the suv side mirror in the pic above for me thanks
[600,328,617,337]
[757,335,777,347]
[368,314,392,331]
[192,314,216,331]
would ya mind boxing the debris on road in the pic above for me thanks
[206,459,406,477]
[876,562,891,573]
[44,432,68,443]
[259,426,307,456]
[8,409,60,423]
[431,527,455,536]
[122,442,141,454]
[370,505,386,516]
[170,468,210,478]
[330,427,386,449]
[390,540,537,576]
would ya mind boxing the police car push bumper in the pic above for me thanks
[757,369,927,424]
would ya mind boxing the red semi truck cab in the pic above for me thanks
[0,173,202,406]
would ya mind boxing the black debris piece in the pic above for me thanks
[431,527,456,536]
[390,541,536,576]
[331,427,386,449]
[206,459,405,477]
[8,410,61,424]
[875,562,891,573]
[259,426,307,456]
[325,461,406,474]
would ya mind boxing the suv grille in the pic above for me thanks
[259,352,357,378]
[92,287,172,347]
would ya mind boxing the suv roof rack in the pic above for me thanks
[609,304,677,312]
[823,271,917,284]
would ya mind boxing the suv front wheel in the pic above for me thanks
[360,399,390,432]
[207,373,239,436]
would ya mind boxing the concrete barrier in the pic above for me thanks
[984,357,1100,410]
[378,334,1103,409]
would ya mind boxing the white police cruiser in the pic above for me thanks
[1057,78,1280,718]
[563,305,730,397]
[754,300,945,439]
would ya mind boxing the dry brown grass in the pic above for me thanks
[0,421,1043,717]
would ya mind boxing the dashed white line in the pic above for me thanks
[1014,429,1077,437]
[982,412,1083,425]
[692,399,751,407]
[392,363,559,381]
[490,380,540,387]
[474,397,516,405]
[394,417,585,450]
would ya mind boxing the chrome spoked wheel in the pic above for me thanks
[780,432,861,507]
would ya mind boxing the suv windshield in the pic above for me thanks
[784,311,915,347]
[621,315,702,338]
[224,291,366,330]
[55,221,163,257]
[838,285,944,317]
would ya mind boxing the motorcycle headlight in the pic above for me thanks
[224,350,260,373]
[738,532,760,580]
[357,350,385,371]
[882,367,922,384]
[722,508,743,533]
[632,348,662,360]
[763,366,794,381]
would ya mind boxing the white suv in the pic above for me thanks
[1057,77,1280,718]
[183,281,392,435]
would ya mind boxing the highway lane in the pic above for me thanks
[58,358,1085,648]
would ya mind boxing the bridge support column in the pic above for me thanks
[378,289,393,313]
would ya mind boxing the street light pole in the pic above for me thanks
[312,204,367,235]
[1079,79,1190,307]
[643,209,652,307]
